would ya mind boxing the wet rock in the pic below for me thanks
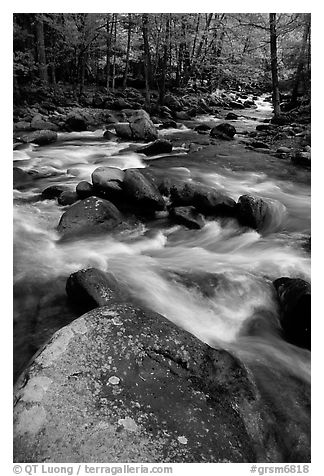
[41,185,69,200]
[115,110,158,142]
[164,94,182,111]
[123,169,165,213]
[237,195,270,231]
[30,114,59,131]
[19,130,58,146]
[256,124,273,132]
[273,278,311,350]
[136,139,172,156]
[210,123,236,140]
[194,124,211,133]
[225,112,239,120]
[13,301,310,463]
[76,181,94,200]
[13,167,34,190]
[169,206,205,230]
[129,110,158,141]
[291,151,311,167]
[276,147,291,154]
[251,141,270,150]
[103,130,117,140]
[170,182,236,217]
[229,101,245,110]
[14,121,32,131]
[243,100,255,108]
[159,119,177,129]
[114,123,133,140]
[57,196,123,239]
[175,111,190,120]
[65,112,88,131]
[91,167,125,202]
[112,98,131,110]
[58,191,79,206]
[66,268,127,312]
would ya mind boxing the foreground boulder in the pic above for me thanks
[169,206,205,229]
[273,277,311,350]
[19,130,57,145]
[57,196,123,238]
[122,169,165,213]
[210,123,236,140]
[236,195,270,231]
[136,139,172,156]
[58,191,79,206]
[170,182,236,217]
[13,302,310,462]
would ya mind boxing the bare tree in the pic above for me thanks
[269,13,281,119]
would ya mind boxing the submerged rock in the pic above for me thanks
[136,139,172,156]
[170,182,236,217]
[57,196,123,239]
[236,195,270,231]
[169,206,205,229]
[41,185,69,200]
[273,277,311,350]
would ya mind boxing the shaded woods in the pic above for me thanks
[14,13,311,111]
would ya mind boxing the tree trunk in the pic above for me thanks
[35,15,48,83]
[159,14,170,105]
[291,13,311,104]
[106,14,112,93]
[142,14,151,107]
[123,14,132,89]
[269,13,281,119]
[112,14,117,92]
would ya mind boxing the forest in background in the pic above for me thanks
[13,13,311,114]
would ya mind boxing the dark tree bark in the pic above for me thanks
[112,14,117,92]
[35,14,48,83]
[106,14,113,93]
[291,13,311,104]
[142,14,151,107]
[269,13,281,118]
[123,14,132,89]
[158,14,170,105]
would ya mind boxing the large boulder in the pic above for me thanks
[57,191,79,206]
[91,167,125,202]
[30,114,59,131]
[210,123,236,140]
[122,169,165,213]
[129,110,158,142]
[13,302,310,463]
[65,112,88,131]
[19,130,58,145]
[169,206,205,230]
[136,139,172,156]
[273,277,311,350]
[236,195,270,231]
[57,196,123,239]
[114,123,133,140]
[170,182,236,217]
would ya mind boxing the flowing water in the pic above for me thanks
[13,99,311,392]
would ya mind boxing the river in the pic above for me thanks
[13,98,311,391]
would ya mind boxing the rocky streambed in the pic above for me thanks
[13,94,311,463]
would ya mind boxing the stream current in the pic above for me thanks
[13,99,311,390]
